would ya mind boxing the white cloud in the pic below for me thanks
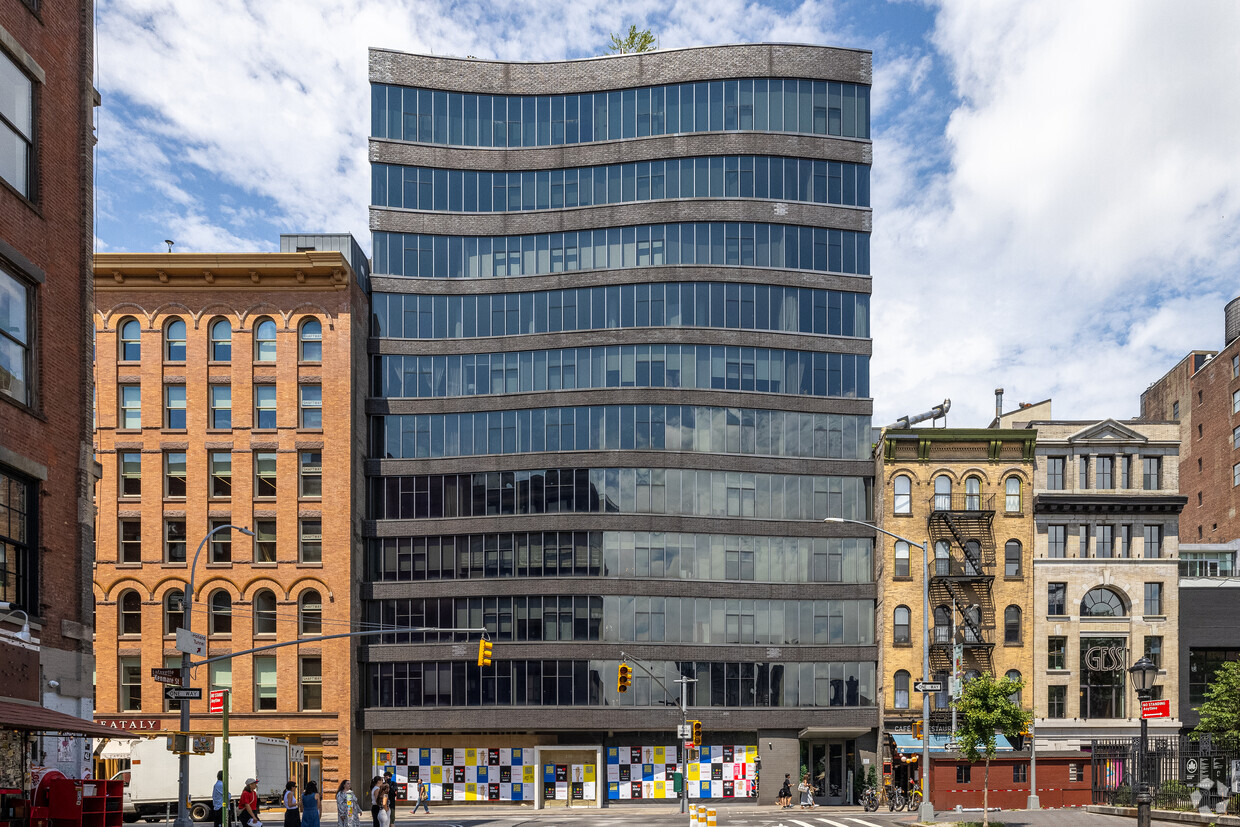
[872,0,1240,426]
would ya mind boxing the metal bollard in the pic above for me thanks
[707,807,717,826]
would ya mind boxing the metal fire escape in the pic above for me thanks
[927,493,996,677]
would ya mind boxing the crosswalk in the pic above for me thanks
[759,817,889,827]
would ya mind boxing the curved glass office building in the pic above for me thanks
[363,44,877,807]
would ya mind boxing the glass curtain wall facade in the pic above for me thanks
[364,44,876,806]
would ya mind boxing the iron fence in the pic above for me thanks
[1091,735,1240,815]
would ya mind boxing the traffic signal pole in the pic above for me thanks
[618,652,696,813]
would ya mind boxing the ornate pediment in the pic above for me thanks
[1067,419,1148,445]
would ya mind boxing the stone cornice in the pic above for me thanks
[94,252,356,292]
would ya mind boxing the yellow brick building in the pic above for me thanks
[876,428,1037,746]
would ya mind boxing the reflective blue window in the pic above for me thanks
[372,224,869,278]
[369,78,870,145]
[369,284,868,339]
[367,466,872,522]
[371,406,872,460]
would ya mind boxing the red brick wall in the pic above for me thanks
[0,0,96,657]
[1182,338,1240,542]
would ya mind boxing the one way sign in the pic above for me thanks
[164,687,203,701]
[914,681,943,693]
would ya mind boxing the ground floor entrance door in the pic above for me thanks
[800,739,855,805]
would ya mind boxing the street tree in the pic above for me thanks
[955,672,1030,826]
[607,25,656,54]
[1194,659,1240,740]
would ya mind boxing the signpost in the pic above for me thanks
[150,668,182,686]
[1140,699,1170,719]
[164,687,203,701]
[914,680,943,694]
[211,689,232,827]
[175,628,206,657]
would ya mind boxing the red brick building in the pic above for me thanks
[1140,297,1240,543]
[0,0,114,787]
[91,239,368,796]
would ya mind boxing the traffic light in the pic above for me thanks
[477,638,493,667]
[617,663,632,693]
[691,720,702,747]
[911,720,923,739]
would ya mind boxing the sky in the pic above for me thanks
[93,0,1240,427]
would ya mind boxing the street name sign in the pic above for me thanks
[164,686,203,701]
[1141,699,1171,719]
[914,681,943,693]
[175,627,206,657]
[150,668,181,686]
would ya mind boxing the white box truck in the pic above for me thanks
[118,736,297,822]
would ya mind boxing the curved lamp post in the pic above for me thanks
[825,517,934,823]
[175,524,254,827]
[1127,656,1159,827]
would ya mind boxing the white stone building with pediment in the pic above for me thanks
[1003,406,1185,755]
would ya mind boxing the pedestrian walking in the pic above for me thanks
[282,781,301,827]
[301,782,320,827]
[375,785,391,827]
[368,777,382,827]
[799,774,816,809]
[335,781,361,827]
[213,772,226,827]
[778,773,792,809]
[239,779,261,827]
[411,779,430,815]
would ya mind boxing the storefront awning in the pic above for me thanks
[798,726,874,740]
[0,699,120,738]
[890,732,1017,755]
[97,739,136,760]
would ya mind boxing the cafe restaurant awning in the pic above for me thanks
[0,699,121,738]
[890,731,1017,756]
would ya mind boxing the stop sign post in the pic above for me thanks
[211,690,231,825]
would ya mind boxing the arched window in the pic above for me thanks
[894,606,911,644]
[1082,587,1126,617]
[893,475,912,515]
[1005,476,1022,513]
[965,476,981,510]
[163,589,184,635]
[894,541,910,578]
[119,590,142,636]
[209,590,232,635]
[1005,540,1022,577]
[254,317,277,362]
[933,605,951,644]
[935,540,950,577]
[253,589,277,637]
[299,319,322,362]
[963,539,981,575]
[1005,669,1023,705]
[964,669,981,684]
[894,670,910,709]
[119,318,141,361]
[934,475,952,510]
[963,605,981,643]
[299,589,322,636]
[209,319,232,361]
[1005,605,1022,644]
[164,319,186,361]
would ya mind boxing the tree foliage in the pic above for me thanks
[607,25,657,54]
[1194,659,1240,739]
[955,673,1030,826]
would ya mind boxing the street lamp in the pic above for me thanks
[1127,656,1159,827]
[175,524,254,827]
[825,517,935,823]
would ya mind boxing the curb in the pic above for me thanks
[1087,804,1240,826]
